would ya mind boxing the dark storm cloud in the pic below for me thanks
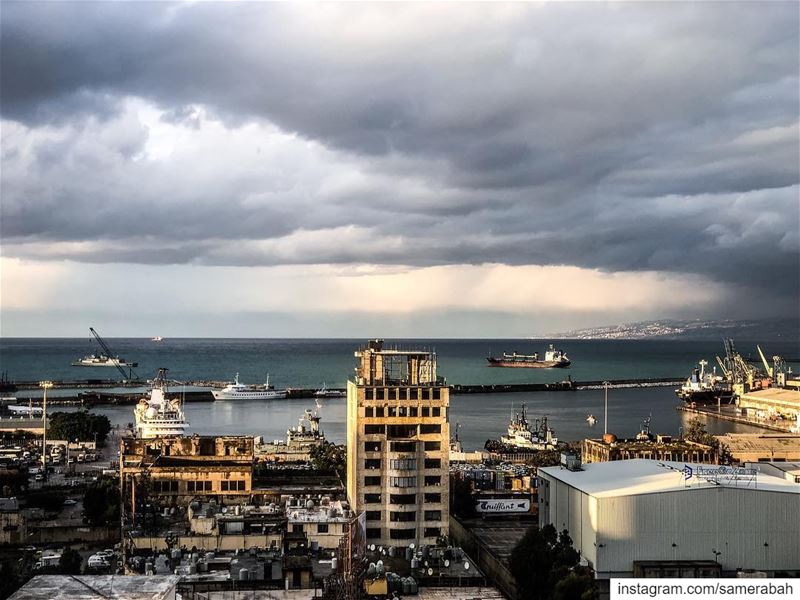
[1,2,798,304]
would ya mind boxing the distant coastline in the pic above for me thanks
[545,318,800,341]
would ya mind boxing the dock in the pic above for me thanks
[676,403,797,433]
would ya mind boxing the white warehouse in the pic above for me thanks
[538,459,800,579]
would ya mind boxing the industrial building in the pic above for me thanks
[346,339,450,548]
[9,575,179,600]
[582,433,718,464]
[715,433,800,464]
[538,459,800,582]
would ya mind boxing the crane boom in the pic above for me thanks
[756,345,773,378]
[89,327,138,381]
[716,355,730,379]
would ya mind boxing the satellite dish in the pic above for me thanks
[427,568,433,576]
[424,560,429,567]
[369,544,375,551]
[464,562,470,571]
[444,559,450,567]
[409,543,415,549]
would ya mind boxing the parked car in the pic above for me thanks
[87,555,110,569]
[96,549,115,559]
[63,499,77,506]
[34,473,44,482]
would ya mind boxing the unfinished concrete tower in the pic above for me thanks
[346,339,450,548]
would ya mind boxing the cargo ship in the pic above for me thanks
[676,359,732,404]
[486,344,570,368]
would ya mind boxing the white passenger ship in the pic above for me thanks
[134,369,190,438]
[212,373,288,400]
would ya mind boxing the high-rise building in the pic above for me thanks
[346,339,449,547]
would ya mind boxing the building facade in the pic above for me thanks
[120,436,254,514]
[346,339,449,547]
[582,434,718,464]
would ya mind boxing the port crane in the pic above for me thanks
[89,327,139,381]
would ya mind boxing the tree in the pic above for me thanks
[449,476,477,519]
[510,524,597,600]
[83,477,121,526]
[309,442,346,479]
[57,547,83,575]
[685,417,717,447]
[48,411,112,446]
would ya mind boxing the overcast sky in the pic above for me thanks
[1,2,798,337]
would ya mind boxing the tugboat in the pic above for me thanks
[134,368,189,438]
[676,360,732,404]
[487,344,570,368]
[497,403,558,450]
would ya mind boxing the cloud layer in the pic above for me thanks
[1,2,798,333]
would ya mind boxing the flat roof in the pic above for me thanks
[740,388,800,406]
[715,433,800,454]
[10,575,179,600]
[539,459,800,498]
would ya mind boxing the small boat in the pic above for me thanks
[71,353,138,368]
[314,384,346,398]
[586,414,597,426]
[212,373,288,400]
[151,336,164,342]
[133,368,189,438]
[487,344,570,368]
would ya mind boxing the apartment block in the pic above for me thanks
[346,339,449,548]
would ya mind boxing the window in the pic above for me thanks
[424,527,440,538]
[364,407,374,417]
[388,406,397,417]
[366,528,381,538]
[424,476,441,486]
[187,481,212,492]
[424,510,442,521]
[424,458,441,469]
[364,441,381,452]
[424,493,441,503]
[153,480,178,493]
[389,476,416,488]
[389,493,416,505]
[375,407,384,417]
[390,441,416,452]
[364,476,381,486]
[422,407,430,417]
[390,458,416,470]
[364,494,382,504]
[366,511,381,521]
[424,441,441,451]
[365,425,384,435]
[390,529,415,539]
[409,407,418,417]
[221,480,246,491]
[390,511,416,522]
[293,523,303,533]
[398,406,407,417]
[387,425,417,438]
[432,388,441,400]
[317,523,329,533]
[420,424,441,434]
[365,459,381,469]
[432,407,441,417]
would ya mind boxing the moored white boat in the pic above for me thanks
[212,373,288,400]
[134,369,189,438]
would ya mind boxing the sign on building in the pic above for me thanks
[476,497,531,514]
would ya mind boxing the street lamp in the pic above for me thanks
[39,381,53,481]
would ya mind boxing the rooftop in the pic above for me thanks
[9,575,179,600]
[539,459,800,497]
[715,433,800,455]
[740,388,800,406]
